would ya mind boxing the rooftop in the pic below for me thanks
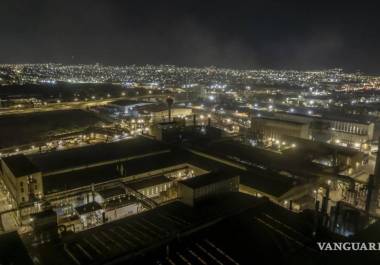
[97,186,126,200]
[284,136,364,157]
[128,175,172,190]
[35,193,345,265]
[0,231,33,265]
[179,171,237,189]
[130,202,328,265]
[28,136,169,174]
[0,109,101,149]
[253,115,308,125]
[195,139,329,181]
[42,150,183,194]
[1,154,40,177]
[42,143,301,201]
[239,170,295,197]
[34,193,262,265]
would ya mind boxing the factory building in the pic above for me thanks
[0,137,211,230]
[128,175,173,198]
[95,187,140,222]
[0,155,43,206]
[266,111,376,148]
[110,100,192,123]
[178,172,239,206]
[328,119,374,147]
[251,116,310,141]
[135,104,192,122]
[0,134,327,232]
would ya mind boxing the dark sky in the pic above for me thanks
[1,0,379,73]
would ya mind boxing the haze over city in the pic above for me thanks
[1,0,380,73]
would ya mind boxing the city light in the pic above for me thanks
[0,5,378,260]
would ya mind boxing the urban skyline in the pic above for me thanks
[2,0,380,73]
[1,1,380,265]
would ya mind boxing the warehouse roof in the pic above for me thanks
[179,171,237,189]
[253,116,308,125]
[0,231,33,265]
[97,186,126,200]
[42,145,302,201]
[43,151,185,194]
[128,175,172,190]
[1,154,40,177]
[239,170,295,198]
[28,136,169,174]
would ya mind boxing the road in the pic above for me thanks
[0,94,170,116]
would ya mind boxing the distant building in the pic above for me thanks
[110,99,153,115]
[135,104,192,123]
[269,111,376,148]
[251,116,310,141]
[178,172,239,206]
[328,119,374,147]
[110,100,192,122]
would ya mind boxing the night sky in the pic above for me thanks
[1,0,379,73]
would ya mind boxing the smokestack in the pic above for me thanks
[166,97,174,122]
